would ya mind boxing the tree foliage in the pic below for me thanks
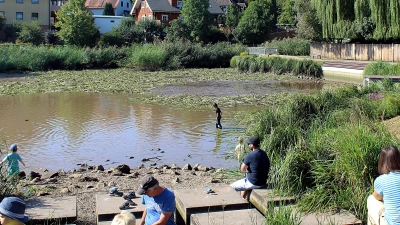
[17,20,43,45]
[180,0,211,42]
[0,15,6,30]
[294,0,322,41]
[225,4,242,28]
[136,19,165,43]
[166,19,190,42]
[278,0,295,24]
[55,0,99,46]
[367,0,400,40]
[103,2,115,16]
[112,17,138,43]
[234,0,275,44]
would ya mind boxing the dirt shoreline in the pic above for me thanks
[20,163,233,225]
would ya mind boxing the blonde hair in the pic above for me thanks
[238,137,243,143]
[111,211,136,225]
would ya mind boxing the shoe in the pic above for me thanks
[126,199,136,206]
[109,187,123,197]
[119,201,130,210]
[123,191,136,200]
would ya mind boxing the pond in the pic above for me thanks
[0,80,326,172]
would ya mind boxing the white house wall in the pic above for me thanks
[93,16,124,33]
[115,0,132,16]
[90,9,104,15]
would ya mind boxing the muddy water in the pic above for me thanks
[0,80,325,172]
[0,92,257,172]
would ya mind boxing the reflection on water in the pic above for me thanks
[323,71,364,84]
[0,93,255,171]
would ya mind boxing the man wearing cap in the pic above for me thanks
[136,175,176,225]
[230,136,270,199]
[0,197,29,225]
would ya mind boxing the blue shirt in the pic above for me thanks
[243,149,270,186]
[2,152,22,170]
[141,188,176,225]
[374,172,400,225]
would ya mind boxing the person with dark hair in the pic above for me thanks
[230,136,270,199]
[367,146,400,225]
[136,175,176,225]
[213,103,222,129]
[1,144,25,177]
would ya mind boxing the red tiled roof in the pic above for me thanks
[85,0,119,9]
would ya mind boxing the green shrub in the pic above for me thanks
[364,61,400,76]
[127,44,168,71]
[262,38,311,56]
[97,32,126,47]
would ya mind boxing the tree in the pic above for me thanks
[234,0,275,45]
[0,15,6,30]
[294,0,322,41]
[103,2,115,16]
[180,0,211,42]
[55,0,99,46]
[112,17,138,43]
[366,0,400,40]
[166,19,190,42]
[135,19,165,43]
[225,4,242,28]
[278,0,295,24]
[17,21,43,44]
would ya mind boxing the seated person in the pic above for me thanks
[111,210,136,225]
[367,146,400,225]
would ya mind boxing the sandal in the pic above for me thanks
[123,191,136,200]
[109,187,123,197]
[119,201,130,210]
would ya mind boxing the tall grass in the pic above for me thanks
[241,82,400,223]
[262,38,311,56]
[364,61,400,76]
[232,55,323,78]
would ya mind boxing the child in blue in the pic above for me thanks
[2,144,26,176]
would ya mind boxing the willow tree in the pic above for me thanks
[311,0,356,41]
[368,0,400,40]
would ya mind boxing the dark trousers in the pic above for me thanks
[216,117,222,129]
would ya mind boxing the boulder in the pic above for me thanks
[30,177,41,183]
[76,168,87,172]
[30,171,41,180]
[96,182,106,188]
[115,164,130,174]
[171,164,180,170]
[58,169,66,176]
[193,164,200,171]
[94,165,104,171]
[37,191,50,196]
[78,176,99,182]
[197,166,208,172]
[19,171,26,178]
[47,178,57,183]
[60,188,70,194]
[42,172,59,179]
[182,164,192,170]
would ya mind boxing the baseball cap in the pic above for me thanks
[9,144,17,151]
[246,136,260,145]
[136,175,158,195]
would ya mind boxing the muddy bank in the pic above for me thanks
[18,163,235,225]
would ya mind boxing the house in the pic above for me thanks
[0,0,50,41]
[50,0,68,29]
[93,15,124,33]
[130,0,223,26]
[85,0,132,16]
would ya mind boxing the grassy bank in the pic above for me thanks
[240,80,400,222]
[364,61,400,76]
[0,42,246,72]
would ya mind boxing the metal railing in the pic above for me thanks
[248,47,278,55]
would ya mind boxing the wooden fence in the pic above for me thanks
[310,43,400,62]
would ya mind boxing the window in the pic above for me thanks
[148,15,152,20]
[31,13,38,20]
[222,7,226,12]
[141,1,144,8]
[177,1,183,8]
[141,15,145,21]
[121,1,123,7]
[0,12,4,16]
[16,0,23,3]
[16,12,23,20]
[110,20,114,22]
[32,0,38,3]
[127,2,129,8]
[161,14,168,21]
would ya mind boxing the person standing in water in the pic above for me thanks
[1,144,25,177]
[213,103,222,129]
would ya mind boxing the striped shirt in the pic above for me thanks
[374,172,400,225]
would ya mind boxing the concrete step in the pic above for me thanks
[249,188,296,215]
[174,186,249,225]
[96,193,145,223]
[26,196,77,224]
[299,210,362,225]
[190,208,265,225]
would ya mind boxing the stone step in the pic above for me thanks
[249,188,296,215]
[96,193,146,223]
[190,208,265,225]
[26,196,77,224]
[174,186,249,225]
[299,210,362,225]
